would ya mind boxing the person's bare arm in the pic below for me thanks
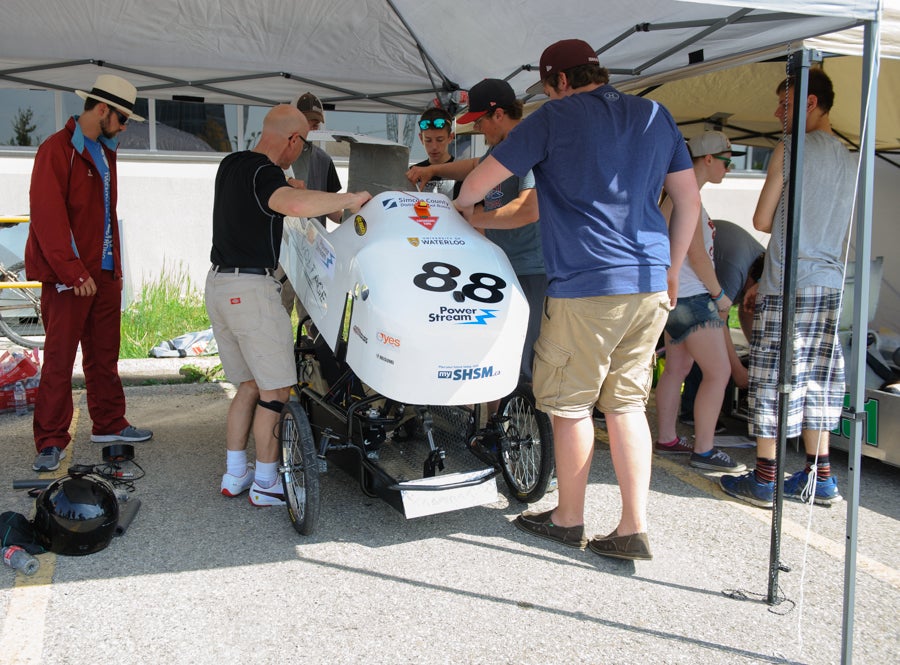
[453,156,514,220]
[723,326,749,389]
[685,216,732,315]
[468,187,539,230]
[662,168,702,306]
[406,158,478,189]
[268,187,371,218]
[752,141,784,234]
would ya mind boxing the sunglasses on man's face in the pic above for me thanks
[112,108,129,126]
[712,154,733,169]
[419,118,450,130]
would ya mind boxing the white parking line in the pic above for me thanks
[0,405,79,664]
[654,454,900,590]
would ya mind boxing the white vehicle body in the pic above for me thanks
[281,191,528,406]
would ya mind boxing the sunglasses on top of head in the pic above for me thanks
[419,117,450,130]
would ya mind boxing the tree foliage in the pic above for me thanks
[8,107,40,146]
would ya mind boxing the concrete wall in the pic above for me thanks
[0,150,348,306]
[2,149,897,332]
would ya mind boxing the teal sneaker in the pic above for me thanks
[720,470,774,508]
[784,470,842,506]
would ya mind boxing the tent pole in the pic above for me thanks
[841,14,880,665]
[767,48,813,605]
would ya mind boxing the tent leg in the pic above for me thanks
[841,16,880,665]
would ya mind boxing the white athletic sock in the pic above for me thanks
[226,449,248,478]
[254,461,278,487]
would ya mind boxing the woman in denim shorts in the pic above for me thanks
[654,131,745,473]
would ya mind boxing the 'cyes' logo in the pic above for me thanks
[377,332,400,347]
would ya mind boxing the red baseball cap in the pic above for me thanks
[538,39,599,83]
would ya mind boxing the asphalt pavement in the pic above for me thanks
[0,358,898,664]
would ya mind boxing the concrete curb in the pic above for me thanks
[73,354,223,386]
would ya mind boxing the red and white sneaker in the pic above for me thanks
[248,478,286,507]
[221,465,254,497]
[654,436,694,455]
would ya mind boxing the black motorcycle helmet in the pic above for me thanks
[33,469,119,556]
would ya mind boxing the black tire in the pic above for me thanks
[497,385,553,503]
[279,401,321,536]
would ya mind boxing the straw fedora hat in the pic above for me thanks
[75,74,145,122]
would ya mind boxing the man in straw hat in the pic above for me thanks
[26,74,152,473]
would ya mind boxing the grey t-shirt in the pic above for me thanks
[713,220,765,301]
[760,131,857,294]
[480,148,544,276]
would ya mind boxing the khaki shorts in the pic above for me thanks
[204,269,297,390]
[533,292,670,418]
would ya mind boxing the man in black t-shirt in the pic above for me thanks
[410,107,462,198]
[205,104,370,507]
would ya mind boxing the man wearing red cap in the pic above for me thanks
[456,39,700,560]
[407,79,544,385]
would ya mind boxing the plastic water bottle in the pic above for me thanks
[14,381,28,416]
[2,545,40,576]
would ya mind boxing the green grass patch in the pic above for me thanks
[120,268,210,359]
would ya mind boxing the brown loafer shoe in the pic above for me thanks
[514,509,587,549]
[588,530,652,560]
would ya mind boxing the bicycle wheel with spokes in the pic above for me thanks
[279,400,321,535]
[497,385,553,503]
[0,315,44,349]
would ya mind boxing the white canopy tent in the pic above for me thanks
[0,2,889,663]
[0,1,882,113]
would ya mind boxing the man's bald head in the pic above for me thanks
[253,104,311,169]
[263,104,309,139]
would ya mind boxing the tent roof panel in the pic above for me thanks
[0,1,878,111]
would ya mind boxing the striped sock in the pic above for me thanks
[807,454,831,480]
[754,458,777,484]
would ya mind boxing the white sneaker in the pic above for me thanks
[221,465,254,497]
[248,478,286,506]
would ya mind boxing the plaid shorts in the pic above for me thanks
[748,287,845,439]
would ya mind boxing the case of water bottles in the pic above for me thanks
[0,348,40,414]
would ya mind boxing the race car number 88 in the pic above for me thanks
[413,261,506,304]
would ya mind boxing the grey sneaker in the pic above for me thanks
[91,425,153,443]
[33,446,66,472]
[690,448,746,473]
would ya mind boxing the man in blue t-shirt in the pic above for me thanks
[456,39,700,560]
